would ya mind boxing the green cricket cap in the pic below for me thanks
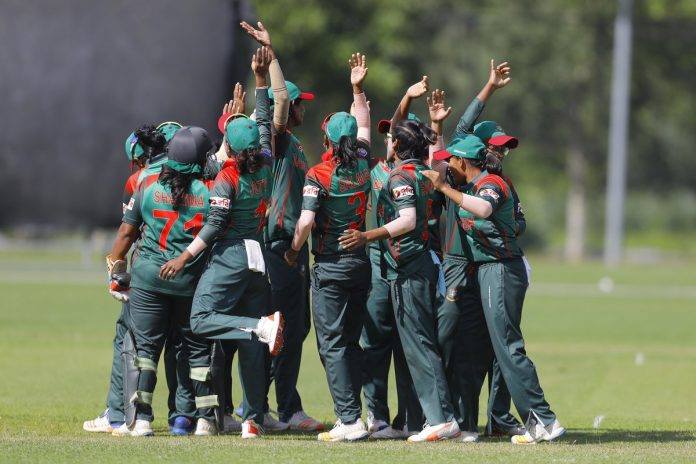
[225,116,260,153]
[473,120,518,148]
[156,121,183,143]
[325,111,358,144]
[433,134,486,161]
[125,131,145,161]
[267,80,314,102]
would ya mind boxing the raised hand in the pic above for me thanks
[252,46,272,75]
[223,83,246,115]
[240,21,271,47]
[488,59,511,89]
[406,76,429,99]
[349,52,368,87]
[427,89,452,123]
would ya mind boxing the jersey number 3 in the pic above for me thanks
[153,210,204,251]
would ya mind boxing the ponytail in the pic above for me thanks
[234,147,265,175]
[484,149,503,175]
[134,124,167,159]
[392,120,437,161]
[331,136,369,169]
[158,165,198,210]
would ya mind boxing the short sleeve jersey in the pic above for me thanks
[464,171,523,262]
[198,160,273,244]
[265,132,308,244]
[366,160,394,251]
[302,156,371,257]
[122,174,211,296]
[381,159,436,278]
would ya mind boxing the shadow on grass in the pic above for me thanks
[561,429,695,444]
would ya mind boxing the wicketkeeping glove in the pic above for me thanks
[106,254,131,302]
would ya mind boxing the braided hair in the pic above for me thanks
[392,120,437,161]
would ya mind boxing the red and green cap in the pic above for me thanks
[377,112,421,134]
[433,134,486,161]
[156,121,182,142]
[225,116,260,153]
[473,120,518,148]
[324,111,357,144]
[267,80,314,103]
[218,112,247,135]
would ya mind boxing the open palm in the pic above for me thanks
[349,53,368,86]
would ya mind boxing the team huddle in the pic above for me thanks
[83,21,565,445]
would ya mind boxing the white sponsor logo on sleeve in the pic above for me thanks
[392,185,414,199]
[479,188,499,201]
[125,198,135,211]
[303,185,320,197]
[210,196,231,209]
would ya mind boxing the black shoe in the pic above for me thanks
[485,423,526,437]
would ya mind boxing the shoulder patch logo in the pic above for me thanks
[303,185,320,197]
[392,185,414,199]
[479,188,500,201]
[125,197,135,211]
[210,196,230,209]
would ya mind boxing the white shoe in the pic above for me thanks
[461,431,479,443]
[370,425,410,440]
[317,419,369,442]
[241,419,263,439]
[223,414,242,433]
[407,421,460,442]
[366,411,387,433]
[129,419,154,437]
[194,418,218,436]
[263,412,289,431]
[83,410,112,433]
[511,419,565,445]
[253,311,285,356]
[111,423,131,437]
[287,410,324,432]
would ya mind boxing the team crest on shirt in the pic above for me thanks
[210,196,230,209]
[460,218,475,231]
[303,185,320,197]
[479,188,499,201]
[392,185,414,199]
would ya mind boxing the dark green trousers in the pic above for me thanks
[477,258,556,427]
[128,287,213,422]
[311,253,370,424]
[190,240,270,423]
[105,301,191,423]
[265,240,310,422]
[437,255,493,432]
[390,253,454,426]
[486,360,522,432]
[361,247,423,431]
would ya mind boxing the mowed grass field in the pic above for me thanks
[0,251,694,463]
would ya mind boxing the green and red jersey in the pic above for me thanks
[198,159,273,244]
[123,173,211,296]
[499,173,526,237]
[463,171,523,262]
[302,153,371,257]
[122,168,142,214]
[366,160,394,251]
[265,132,308,244]
[380,159,437,278]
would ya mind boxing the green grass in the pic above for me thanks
[0,258,694,463]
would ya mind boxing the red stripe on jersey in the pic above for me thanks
[123,169,141,197]
[306,155,336,191]
[474,174,509,200]
[218,160,241,190]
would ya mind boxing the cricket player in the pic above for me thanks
[423,135,565,445]
[240,21,323,431]
[106,126,217,437]
[341,119,460,443]
[161,116,284,439]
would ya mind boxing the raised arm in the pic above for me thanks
[427,89,452,176]
[349,52,370,144]
[252,47,273,152]
[452,59,511,138]
[390,76,429,131]
[241,21,289,133]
